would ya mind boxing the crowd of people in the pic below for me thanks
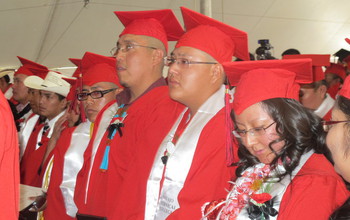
[0,6,349,220]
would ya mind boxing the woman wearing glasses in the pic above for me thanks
[203,59,349,220]
[326,75,350,220]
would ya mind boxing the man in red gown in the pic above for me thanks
[44,52,124,220]
[114,7,249,219]
[73,9,185,220]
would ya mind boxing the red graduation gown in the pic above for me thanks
[20,122,46,187]
[113,108,236,219]
[278,153,350,219]
[74,86,184,218]
[0,91,19,219]
[44,127,76,220]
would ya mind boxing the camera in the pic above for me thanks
[255,39,275,60]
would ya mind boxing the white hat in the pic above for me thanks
[24,71,75,97]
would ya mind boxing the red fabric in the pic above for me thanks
[115,9,184,52]
[112,108,237,219]
[81,52,121,87]
[0,91,19,219]
[278,153,350,219]
[44,127,76,220]
[20,123,46,186]
[325,63,347,80]
[15,56,48,76]
[283,54,330,82]
[74,86,184,218]
[177,7,249,62]
[328,82,341,99]
[339,76,350,99]
[323,109,332,121]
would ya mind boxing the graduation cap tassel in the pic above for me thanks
[100,146,110,172]
[78,74,87,122]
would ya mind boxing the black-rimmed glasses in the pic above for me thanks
[322,120,350,132]
[163,56,218,68]
[233,122,276,138]
[110,44,157,56]
[77,88,117,101]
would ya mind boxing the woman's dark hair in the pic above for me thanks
[335,95,350,157]
[232,98,327,180]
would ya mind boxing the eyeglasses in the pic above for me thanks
[233,122,276,138]
[322,120,350,132]
[110,44,157,56]
[77,88,117,101]
[163,56,218,69]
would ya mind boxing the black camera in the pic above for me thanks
[255,39,275,60]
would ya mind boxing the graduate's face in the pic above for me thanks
[28,89,41,114]
[167,46,217,108]
[299,84,326,111]
[39,91,67,120]
[234,102,284,164]
[115,34,156,89]
[82,82,121,123]
[326,107,350,182]
[12,74,29,104]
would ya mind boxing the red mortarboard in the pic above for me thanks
[325,63,346,80]
[224,59,313,115]
[339,75,350,99]
[283,54,330,82]
[27,67,49,79]
[176,7,249,63]
[69,58,82,78]
[81,52,122,88]
[114,9,184,52]
[15,56,48,76]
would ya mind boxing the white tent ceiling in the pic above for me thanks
[2,0,350,72]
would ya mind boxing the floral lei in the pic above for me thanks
[202,162,282,220]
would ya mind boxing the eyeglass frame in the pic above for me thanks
[77,88,117,101]
[163,56,218,68]
[322,120,350,132]
[233,121,276,138]
[110,44,157,56]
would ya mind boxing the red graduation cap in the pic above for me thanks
[81,52,122,88]
[339,76,350,99]
[175,7,249,63]
[224,59,313,115]
[283,54,330,82]
[114,9,184,52]
[325,63,346,80]
[69,58,82,78]
[15,56,48,76]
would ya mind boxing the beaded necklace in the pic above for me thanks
[99,104,128,171]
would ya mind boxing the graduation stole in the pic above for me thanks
[99,104,128,172]
[161,110,191,165]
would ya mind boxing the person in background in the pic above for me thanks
[12,57,48,131]
[18,68,48,160]
[281,48,300,57]
[0,90,19,219]
[203,59,349,219]
[325,63,347,99]
[283,54,334,120]
[43,52,123,220]
[20,71,72,187]
[74,9,185,219]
